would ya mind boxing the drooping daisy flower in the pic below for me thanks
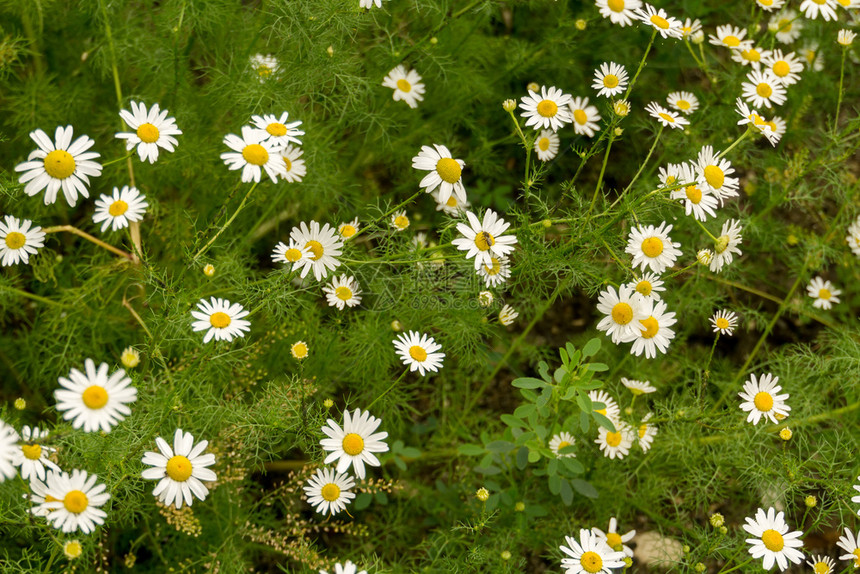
[393,331,445,376]
[478,291,494,307]
[679,18,703,40]
[637,413,658,452]
[742,70,787,109]
[761,50,804,86]
[289,221,344,281]
[736,99,775,140]
[807,276,841,310]
[710,310,738,335]
[141,429,217,509]
[432,188,470,216]
[800,0,839,20]
[390,210,410,231]
[190,297,251,344]
[625,222,682,274]
[33,470,110,534]
[837,528,860,567]
[338,218,360,239]
[595,0,643,27]
[560,528,627,574]
[10,426,60,481]
[666,91,699,115]
[732,46,770,69]
[0,421,18,482]
[14,126,103,206]
[592,62,629,98]
[838,29,857,46]
[250,112,304,148]
[534,129,560,161]
[275,145,307,183]
[220,126,285,184]
[596,285,647,344]
[92,186,148,233]
[452,209,518,271]
[806,555,836,574]
[658,162,683,189]
[592,517,636,557]
[0,215,45,267]
[596,420,634,459]
[621,378,656,395]
[499,304,519,326]
[710,219,743,273]
[319,561,367,574]
[549,432,576,458]
[382,65,425,108]
[323,274,362,310]
[478,254,512,288]
[709,24,751,49]
[630,298,677,359]
[54,359,137,433]
[519,85,574,132]
[588,390,621,420]
[320,408,389,479]
[303,467,355,516]
[770,11,803,44]
[291,341,309,360]
[693,146,739,203]
[116,101,182,164]
[757,0,786,11]
[670,164,719,221]
[272,239,311,267]
[626,271,665,301]
[569,97,602,137]
[412,144,467,205]
[250,53,279,80]
[739,372,790,425]
[634,4,683,39]
[742,507,804,571]
[645,102,689,130]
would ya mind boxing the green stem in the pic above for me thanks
[699,334,720,409]
[623,29,657,100]
[618,124,664,198]
[835,48,847,132]
[101,152,134,167]
[694,218,719,242]
[587,131,616,219]
[0,284,67,307]
[193,181,260,261]
[718,556,753,574]
[349,190,424,241]
[721,127,752,156]
[43,225,134,260]
[367,368,409,409]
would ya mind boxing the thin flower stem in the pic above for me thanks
[122,294,154,339]
[623,29,657,100]
[717,556,753,574]
[193,181,260,262]
[367,368,410,410]
[0,284,67,307]
[694,218,719,242]
[43,225,134,260]
[835,48,847,132]
[506,108,533,198]
[615,124,664,205]
[587,131,616,219]
[350,190,424,241]
[721,127,752,157]
[699,334,720,409]
[101,152,134,167]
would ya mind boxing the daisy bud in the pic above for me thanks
[697,249,713,265]
[838,29,856,47]
[291,341,309,360]
[479,291,494,307]
[683,545,691,553]
[476,487,489,502]
[121,347,140,368]
[391,319,403,332]
[613,99,631,117]
[624,557,634,568]
[710,513,725,528]
[203,264,215,277]
[326,45,334,56]
[614,127,623,137]
[779,427,792,441]
[323,398,334,409]
[787,234,798,246]
[805,495,817,508]
[719,526,727,534]
[694,564,706,573]
[63,540,83,560]
[514,501,525,511]
[575,19,587,30]
[691,31,704,44]
[502,99,516,112]
[501,550,512,561]
[526,82,539,93]
[14,398,25,410]
[430,36,438,44]
[542,219,552,228]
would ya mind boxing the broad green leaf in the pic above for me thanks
[512,377,546,389]
[571,479,599,499]
[582,338,601,358]
[458,444,484,456]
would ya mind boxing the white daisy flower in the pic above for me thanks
[10,426,60,482]
[670,164,719,221]
[338,218,360,239]
[595,0,643,27]
[666,91,699,114]
[621,378,656,395]
[626,222,682,275]
[645,102,689,130]
[220,126,285,184]
[735,99,776,142]
[592,517,635,557]
[92,186,148,233]
[54,359,137,433]
[710,309,738,335]
[320,408,389,479]
[631,298,677,359]
[838,29,857,46]
[250,53,279,80]
[289,220,344,281]
[837,528,860,567]
[393,331,445,376]
[0,215,45,267]
[742,507,804,571]
[412,144,467,206]
[595,420,634,459]
[634,4,683,39]
[272,239,311,267]
[738,373,790,425]
[592,62,629,98]
[800,0,839,20]
[588,390,621,420]
[709,24,751,50]
[807,276,841,310]
[432,188,470,216]
[478,291,494,307]
[637,412,658,452]
[319,561,367,574]
[560,528,627,574]
[799,42,825,71]
[534,129,560,161]
[742,70,787,109]
[732,46,771,69]
[250,112,304,148]
[451,209,518,271]
[0,420,19,482]
[569,97,602,137]
[391,210,410,231]
[115,101,182,164]
[693,145,739,203]
[710,219,743,273]
[761,50,804,85]
[769,11,803,44]
[32,469,110,534]
[596,284,647,344]
[658,162,683,189]
[277,145,306,183]
[360,0,382,8]
[626,271,665,301]
[303,467,355,516]
[679,18,703,40]
[499,304,519,326]
[806,555,836,574]
[519,85,574,132]
[382,65,425,108]
[757,0,786,11]
[190,297,251,344]
[14,125,102,206]
[846,216,860,257]
[549,432,576,458]
[478,254,512,288]
[141,429,217,509]
[323,274,362,310]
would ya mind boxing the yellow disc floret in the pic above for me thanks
[82,386,109,409]
[605,431,622,447]
[321,483,341,501]
[754,391,774,412]
[396,79,412,92]
[761,529,784,552]
[305,240,324,260]
[612,302,633,325]
[607,0,625,11]
[209,311,231,329]
[436,158,462,184]
[22,444,42,460]
[650,14,670,29]
[136,123,160,143]
[242,144,269,166]
[409,345,428,362]
[580,551,604,574]
[5,232,26,250]
[109,200,129,217]
[639,316,659,339]
[474,232,495,251]
[166,455,193,482]
[641,237,664,258]
[704,165,724,189]
[536,99,558,118]
[63,490,89,514]
[335,286,353,301]
[342,433,365,456]
[43,150,76,179]
[573,109,588,125]
[603,74,619,89]
[266,122,287,137]
[756,82,773,98]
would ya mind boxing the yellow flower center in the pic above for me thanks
[396,78,412,92]
[342,433,365,456]
[484,257,501,275]
[818,288,831,300]
[284,247,303,262]
[595,407,607,416]
[436,157,462,184]
[704,165,724,189]
[852,550,860,567]
[166,455,193,482]
[335,286,353,301]
[605,431,622,447]
[715,235,730,254]
[63,490,89,514]
[536,99,558,118]
[636,280,652,296]
[394,215,409,229]
[813,562,830,574]
[724,35,741,47]
[658,113,676,123]
[474,232,495,251]
[715,317,729,329]
[685,185,702,204]
[650,14,670,29]
[778,19,792,32]
[538,138,550,151]
[607,0,625,11]
[640,316,659,339]
[665,175,677,185]
[676,99,691,110]
[305,240,324,260]
[445,195,458,207]
[641,237,664,258]
[137,123,160,143]
[760,0,773,4]
[812,0,827,4]
[409,345,428,362]
[266,122,287,137]
[257,65,271,78]
[638,424,648,439]
[340,225,356,238]
[209,311,232,329]
[761,529,784,551]
[22,444,42,460]
[603,74,619,88]
[771,61,790,77]
[283,157,292,171]
[837,0,850,5]
[756,82,773,98]
[573,109,588,125]
[321,483,341,501]
[291,342,308,358]
[556,440,571,450]
[754,391,774,412]
[577,551,603,574]
[606,532,623,549]
[611,302,633,325]
[109,200,129,217]
[242,144,269,166]
[82,385,109,409]
[5,232,26,250]
[742,49,761,62]
[64,541,82,559]
[43,150,76,180]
